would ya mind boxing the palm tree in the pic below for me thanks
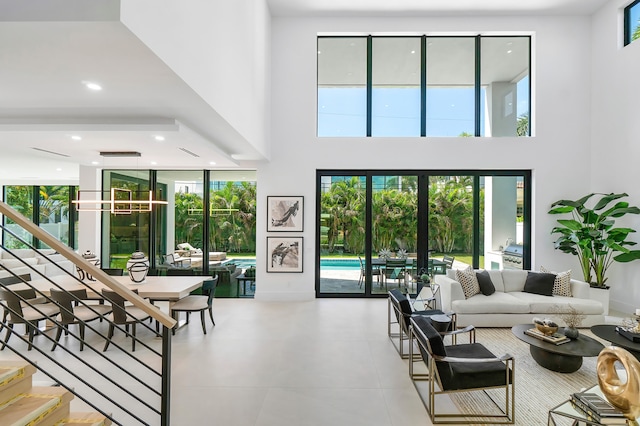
[633,20,640,41]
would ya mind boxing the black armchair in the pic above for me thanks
[409,315,515,424]
[387,288,455,359]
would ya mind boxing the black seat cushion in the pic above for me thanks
[524,271,556,296]
[437,343,510,391]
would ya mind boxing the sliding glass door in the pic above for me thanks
[316,170,530,297]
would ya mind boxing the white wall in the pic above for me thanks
[120,0,271,158]
[255,15,594,301]
[591,1,640,314]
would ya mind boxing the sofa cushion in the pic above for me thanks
[456,266,480,298]
[523,271,556,296]
[475,270,496,296]
[0,257,39,269]
[509,292,604,315]
[452,292,530,314]
[0,249,37,260]
[486,270,505,293]
[540,266,572,297]
[501,270,528,292]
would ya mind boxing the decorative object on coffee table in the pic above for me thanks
[533,317,558,335]
[553,304,586,340]
[597,346,640,422]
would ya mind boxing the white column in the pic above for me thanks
[77,165,101,257]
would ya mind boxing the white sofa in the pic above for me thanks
[435,269,605,328]
[0,248,75,281]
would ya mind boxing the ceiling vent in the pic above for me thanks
[31,147,70,157]
[99,151,142,157]
[178,147,200,157]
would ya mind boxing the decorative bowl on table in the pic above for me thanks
[533,318,559,336]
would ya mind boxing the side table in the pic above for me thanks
[547,384,624,425]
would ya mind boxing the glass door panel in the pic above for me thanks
[481,176,524,270]
[427,176,474,271]
[371,175,417,295]
[319,176,365,294]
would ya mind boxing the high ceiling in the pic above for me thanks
[267,0,610,17]
[0,0,610,183]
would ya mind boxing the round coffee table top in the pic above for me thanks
[511,324,604,357]
[590,324,640,353]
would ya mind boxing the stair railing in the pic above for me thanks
[0,200,176,426]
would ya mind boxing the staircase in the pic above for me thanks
[0,361,111,426]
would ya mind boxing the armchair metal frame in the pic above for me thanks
[387,288,456,359]
[409,316,515,424]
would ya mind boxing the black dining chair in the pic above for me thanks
[102,289,151,352]
[50,288,112,351]
[0,287,60,351]
[169,277,219,334]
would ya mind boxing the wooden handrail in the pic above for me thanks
[0,200,177,329]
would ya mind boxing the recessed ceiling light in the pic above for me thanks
[56,168,62,172]
[507,50,513,54]
[317,50,322,54]
[150,161,157,165]
[410,50,416,54]
[209,161,216,165]
[91,161,99,165]
[83,81,102,91]
[154,135,165,141]
[71,135,82,141]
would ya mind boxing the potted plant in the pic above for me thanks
[549,192,640,288]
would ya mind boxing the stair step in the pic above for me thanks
[55,412,112,426]
[0,361,37,406]
[0,386,72,426]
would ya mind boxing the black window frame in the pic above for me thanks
[317,35,532,138]
[624,0,640,46]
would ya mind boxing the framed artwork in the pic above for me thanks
[267,196,303,232]
[267,236,303,273]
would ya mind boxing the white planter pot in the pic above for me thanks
[126,257,149,284]
[589,286,610,316]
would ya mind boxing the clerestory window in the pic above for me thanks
[625,0,640,46]
[317,35,531,138]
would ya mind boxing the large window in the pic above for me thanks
[2,185,76,249]
[316,170,531,297]
[317,35,531,138]
[625,0,640,46]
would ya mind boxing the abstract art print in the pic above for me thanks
[267,196,303,232]
[267,236,303,272]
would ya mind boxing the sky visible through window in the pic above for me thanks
[318,75,529,137]
[631,2,640,42]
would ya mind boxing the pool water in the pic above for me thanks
[227,258,360,270]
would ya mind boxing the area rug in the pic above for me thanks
[447,328,606,425]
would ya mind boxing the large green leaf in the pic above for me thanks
[548,205,575,214]
[550,194,594,208]
[614,250,640,262]
[557,219,583,231]
[593,193,627,210]
[608,206,640,218]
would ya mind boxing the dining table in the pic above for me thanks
[371,257,448,275]
[21,274,210,311]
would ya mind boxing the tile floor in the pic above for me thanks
[168,298,435,425]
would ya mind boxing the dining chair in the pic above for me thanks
[0,287,60,351]
[169,277,218,335]
[101,289,151,352]
[357,256,381,288]
[0,274,38,323]
[50,288,112,351]
[101,268,124,276]
[384,258,408,290]
[166,268,195,276]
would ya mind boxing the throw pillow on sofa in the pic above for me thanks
[456,265,480,298]
[523,271,556,296]
[540,266,572,297]
[475,270,496,295]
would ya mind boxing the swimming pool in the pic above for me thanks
[227,258,360,270]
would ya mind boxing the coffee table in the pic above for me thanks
[512,324,604,373]
[590,324,640,361]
